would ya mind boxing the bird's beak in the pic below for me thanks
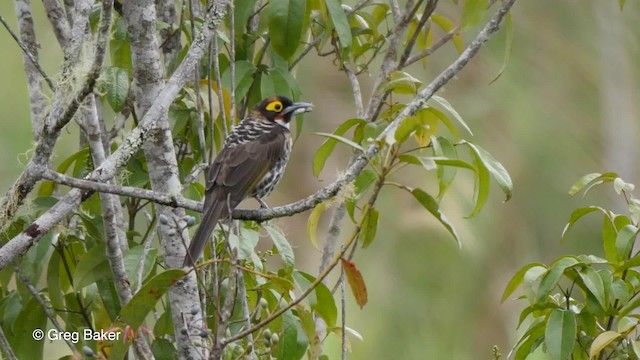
[282,102,314,116]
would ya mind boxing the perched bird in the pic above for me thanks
[184,96,314,266]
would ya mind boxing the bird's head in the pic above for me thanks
[254,96,314,128]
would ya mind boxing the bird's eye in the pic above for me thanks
[266,101,283,112]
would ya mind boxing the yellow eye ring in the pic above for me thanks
[266,101,283,112]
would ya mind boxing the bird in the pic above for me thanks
[184,96,314,266]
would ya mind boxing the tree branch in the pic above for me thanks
[0,0,111,230]
[0,0,230,270]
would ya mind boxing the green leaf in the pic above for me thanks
[360,206,379,248]
[432,136,458,198]
[461,0,487,29]
[151,338,177,360]
[313,132,364,152]
[223,60,256,101]
[354,169,377,196]
[616,224,638,261]
[578,267,606,309]
[265,224,296,270]
[325,0,352,55]
[12,298,47,360]
[430,14,464,53]
[269,0,306,60]
[467,149,490,218]
[589,331,621,358]
[382,71,423,95]
[429,96,472,136]
[465,142,512,201]
[261,68,292,98]
[502,263,546,303]
[411,188,461,247]
[275,310,309,360]
[295,272,337,327]
[536,257,580,304]
[74,243,112,289]
[307,202,326,250]
[229,225,260,260]
[119,269,186,329]
[544,309,576,360]
[568,172,618,196]
[561,206,608,242]
[397,154,437,172]
[102,67,130,112]
[312,118,365,176]
[490,11,513,84]
[124,246,158,289]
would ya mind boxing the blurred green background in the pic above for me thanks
[1,0,639,358]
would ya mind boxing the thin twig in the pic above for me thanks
[0,322,17,360]
[402,27,460,68]
[13,263,81,356]
[0,15,54,90]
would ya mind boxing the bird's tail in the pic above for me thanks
[183,194,229,266]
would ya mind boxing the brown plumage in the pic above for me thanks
[184,96,313,266]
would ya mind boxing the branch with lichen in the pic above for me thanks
[0,0,231,270]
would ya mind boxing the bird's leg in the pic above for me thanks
[255,197,269,209]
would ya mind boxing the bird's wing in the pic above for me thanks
[207,128,288,205]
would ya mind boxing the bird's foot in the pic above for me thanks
[256,198,270,209]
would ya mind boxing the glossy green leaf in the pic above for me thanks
[312,118,365,176]
[275,310,309,360]
[467,150,490,218]
[103,67,130,112]
[411,188,461,247]
[73,243,112,289]
[12,298,47,360]
[432,136,458,198]
[429,96,472,136]
[536,256,580,303]
[616,224,637,261]
[265,224,296,270]
[354,169,378,196]
[589,331,621,358]
[313,132,364,152]
[398,154,437,172]
[502,263,546,303]
[119,269,186,329]
[361,206,379,248]
[261,68,292,98]
[295,272,337,327]
[325,0,352,55]
[466,142,512,201]
[307,202,326,250]
[229,225,260,260]
[561,206,608,241]
[545,309,576,360]
[223,60,256,101]
[578,267,606,308]
[383,71,423,95]
[269,0,306,60]
[568,172,618,196]
[124,246,158,289]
